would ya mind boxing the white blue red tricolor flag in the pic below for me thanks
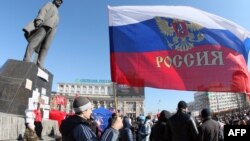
[108,6,250,94]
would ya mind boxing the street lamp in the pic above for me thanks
[157,100,161,113]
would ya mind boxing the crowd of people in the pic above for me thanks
[209,109,250,126]
[23,96,250,141]
[57,96,250,141]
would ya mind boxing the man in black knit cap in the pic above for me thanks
[197,108,222,141]
[166,100,199,141]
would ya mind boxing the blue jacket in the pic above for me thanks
[60,115,98,141]
[101,127,119,141]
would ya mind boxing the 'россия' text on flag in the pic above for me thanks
[108,6,250,94]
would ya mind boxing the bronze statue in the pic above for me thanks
[23,0,63,69]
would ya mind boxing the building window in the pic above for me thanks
[101,86,105,94]
[82,86,87,92]
[108,87,112,95]
[58,87,64,92]
[77,85,80,91]
[126,102,136,112]
[88,86,92,92]
[94,86,99,94]
[88,89,92,94]
[81,90,86,94]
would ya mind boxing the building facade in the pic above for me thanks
[52,80,144,118]
[194,92,249,113]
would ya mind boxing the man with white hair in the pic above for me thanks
[60,96,98,141]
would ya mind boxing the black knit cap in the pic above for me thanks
[73,96,91,112]
[177,100,187,109]
[53,0,63,3]
[201,108,211,118]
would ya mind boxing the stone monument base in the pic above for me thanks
[0,112,61,140]
[0,59,53,115]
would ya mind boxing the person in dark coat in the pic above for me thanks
[197,108,222,141]
[150,110,172,141]
[120,116,134,141]
[166,100,199,141]
[60,96,98,141]
[135,116,145,141]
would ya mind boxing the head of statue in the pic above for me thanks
[53,0,63,8]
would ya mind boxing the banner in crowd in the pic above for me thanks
[92,107,112,131]
[108,6,250,94]
[54,95,67,106]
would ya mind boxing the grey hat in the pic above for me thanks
[73,96,92,113]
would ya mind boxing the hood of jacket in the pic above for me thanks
[122,117,131,129]
[159,110,172,122]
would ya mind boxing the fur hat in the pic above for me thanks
[73,96,92,113]
[178,100,187,109]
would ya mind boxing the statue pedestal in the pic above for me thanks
[0,59,53,115]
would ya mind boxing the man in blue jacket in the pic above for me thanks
[60,96,98,141]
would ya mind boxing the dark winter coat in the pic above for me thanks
[166,110,199,141]
[60,115,98,141]
[120,117,134,141]
[150,110,172,141]
[197,118,221,141]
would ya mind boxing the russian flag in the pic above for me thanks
[108,6,250,94]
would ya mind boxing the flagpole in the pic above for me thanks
[113,82,118,112]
